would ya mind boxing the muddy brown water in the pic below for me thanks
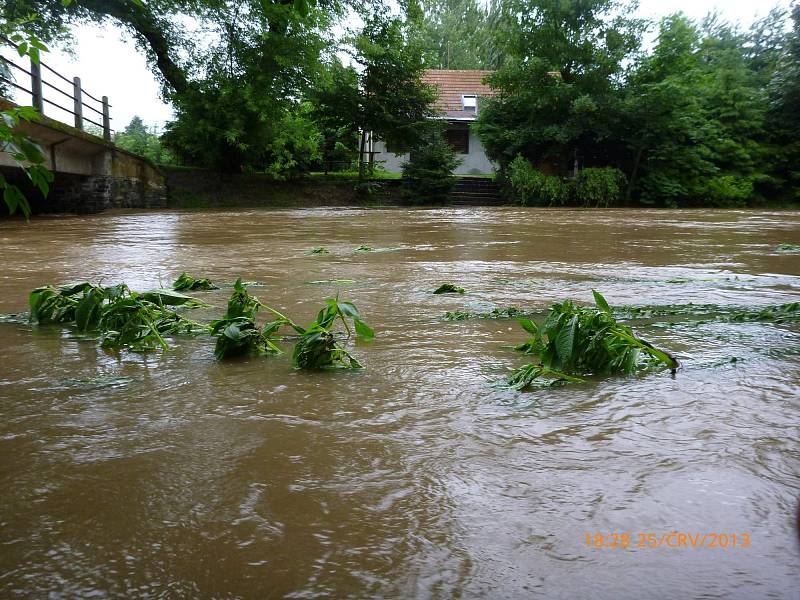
[0,208,799,598]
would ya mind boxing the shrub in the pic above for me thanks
[703,175,754,207]
[401,131,461,204]
[507,155,570,206]
[574,167,627,207]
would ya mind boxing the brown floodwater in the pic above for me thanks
[0,207,799,598]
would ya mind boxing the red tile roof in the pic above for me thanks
[422,70,497,118]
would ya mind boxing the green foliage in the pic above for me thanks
[210,279,285,359]
[172,272,218,291]
[312,15,438,180]
[113,116,175,165]
[308,246,329,255]
[445,307,526,321]
[1,102,53,219]
[776,243,800,253]
[474,0,645,171]
[574,167,627,207]
[401,130,460,204]
[623,14,776,207]
[211,317,282,360]
[264,107,323,180]
[414,0,506,69]
[507,155,569,206]
[508,290,679,391]
[29,281,203,352]
[767,5,800,202]
[433,283,465,294]
[474,3,798,206]
[292,297,373,369]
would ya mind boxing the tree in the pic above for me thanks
[3,0,321,96]
[767,4,800,202]
[7,0,340,172]
[414,0,504,70]
[473,0,645,174]
[312,14,438,180]
[113,116,174,164]
[623,13,773,206]
[401,128,460,204]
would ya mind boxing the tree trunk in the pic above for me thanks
[626,146,644,206]
[358,130,367,183]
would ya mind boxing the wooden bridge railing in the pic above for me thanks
[1,37,112,140]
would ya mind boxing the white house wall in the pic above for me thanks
[372,127,496,176]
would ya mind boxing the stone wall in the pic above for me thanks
[1,167,167,215]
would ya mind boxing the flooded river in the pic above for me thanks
[1,208,799,598]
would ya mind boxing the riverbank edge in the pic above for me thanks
[164,167,409,209]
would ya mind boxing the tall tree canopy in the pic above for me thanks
[414,0,505,69]
[474,0,645,173]
[312,12,437,178]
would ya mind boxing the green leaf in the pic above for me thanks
[354,318,374,340]
[554,315,578,366]
[519,318,539,336]
[592,289,612,315]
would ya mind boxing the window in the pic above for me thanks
[445,128,469,154]
[462,95,477,113]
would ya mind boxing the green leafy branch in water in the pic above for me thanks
[29,282,204,352]
[308,246,330,255]
[210,279,285,359]
[507,290,679,391]
[776,243,800,253]
[172,272,218,291]
[433,283,465,295]
[292,297,374,369]
[210,280,374,368]
[614,302,800,324]
[445,307,528,321]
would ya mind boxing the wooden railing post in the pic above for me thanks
[102,95,111,141]
[73,77,83,130]
[30,58,44,113]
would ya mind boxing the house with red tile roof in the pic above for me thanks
[370,69,498,175]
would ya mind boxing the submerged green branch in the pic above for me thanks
[507,290,679,391]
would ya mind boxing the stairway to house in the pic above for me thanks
[449,177,506,206]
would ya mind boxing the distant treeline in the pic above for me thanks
[7,0,799,207]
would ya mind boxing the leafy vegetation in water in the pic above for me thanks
[292,297,374,369]
[210,279,285,359]
[433,283,466,295]
[507,365,586,391]
[355,245,373,252]
[306,279,357,285]
[775,243,800,253]
[211,317,283,359]
[140,289,210,308]
[308,246,330,255]
[445,307,528,321]
[209,280,374,368]
[29,281,204,352]
[24,276,378,368]
[614,302,800,324]
[172,272,218,291]
[508,290,679,391]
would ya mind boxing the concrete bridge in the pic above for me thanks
[1,46,166,214]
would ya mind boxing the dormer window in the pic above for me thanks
[462,95,477,114]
